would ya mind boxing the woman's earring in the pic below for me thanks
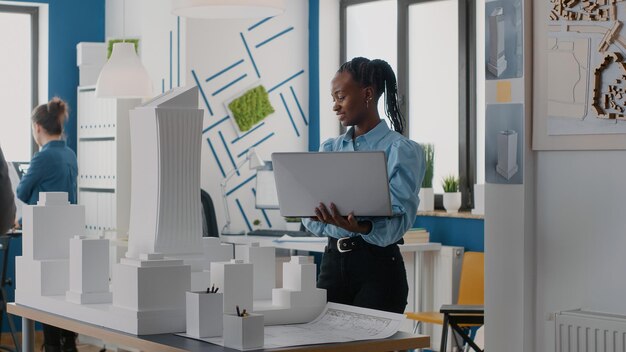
[366,99,370,109]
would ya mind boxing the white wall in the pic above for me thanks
[186,1,309,233]
[106,0,185,96]
[318,0,340,142]
[535,151,626,350]
[106,0,311,233]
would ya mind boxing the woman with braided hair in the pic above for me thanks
[302,57,425,313]
[17,97,79,352]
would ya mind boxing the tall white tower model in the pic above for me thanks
[127,86,204,258]
[488,7,507,77]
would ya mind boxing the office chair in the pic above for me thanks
[406,251,484,352]
[201,190,218,237]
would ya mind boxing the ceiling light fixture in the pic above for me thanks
[172,0,286,19]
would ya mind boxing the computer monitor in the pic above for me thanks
[255,161,279,209]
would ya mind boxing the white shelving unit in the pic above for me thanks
[76,86,140,238]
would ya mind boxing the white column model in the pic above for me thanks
[488,7,507,77]
[66,236,112,304]
[496,130,518,180]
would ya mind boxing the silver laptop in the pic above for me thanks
[271,151,392,217]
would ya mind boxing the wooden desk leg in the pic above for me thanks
[416,251,423,332]
[22,317,35,352]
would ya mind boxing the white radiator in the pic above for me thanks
[556,310,626,352]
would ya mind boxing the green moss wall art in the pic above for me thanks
[228,85,275,132]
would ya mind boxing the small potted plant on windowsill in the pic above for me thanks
[418,144,435,211]
[284,217,302,231]
[442,175,461,213]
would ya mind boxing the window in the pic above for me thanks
[0,5,38,161]
[341,0,477,209]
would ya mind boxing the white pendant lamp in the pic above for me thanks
[95,42,152,98]
[172,0,286,19]
[96,0,152,98]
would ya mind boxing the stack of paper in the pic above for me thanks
[403,228,430,243]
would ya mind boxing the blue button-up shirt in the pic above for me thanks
[17,140,78,205]
[302,120,425,247]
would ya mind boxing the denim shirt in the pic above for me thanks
[17,140,78,205]
[302,120,425,247]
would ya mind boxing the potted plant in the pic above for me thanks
[442,175,461,213]
[284,217,301,231]
[418,144,435,211]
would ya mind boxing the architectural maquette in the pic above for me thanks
[14,85,327,336]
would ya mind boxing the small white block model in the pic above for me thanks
[210,259,253,315]
[112,253,191,333]
[186,291,223,338]
[203,237,234,267]
[223,313,264,350]
[496,130,518,180]
[66,235,112,304]
[261,256,326,325]
[16,192,84,296]
[239,243,275,300]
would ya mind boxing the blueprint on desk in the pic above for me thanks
[180,302,405,350]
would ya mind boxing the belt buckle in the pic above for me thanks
[337,237,353,253]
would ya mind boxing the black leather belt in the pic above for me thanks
[327,236,403,253]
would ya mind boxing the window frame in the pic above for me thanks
[340,0,477,210]
[0,4,39,159]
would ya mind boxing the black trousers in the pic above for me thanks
[43,323,77,350]
[317,238,409,314]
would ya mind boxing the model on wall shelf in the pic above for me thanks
[488,7,508,77]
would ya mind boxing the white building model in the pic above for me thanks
[488,7,507,77]
[15,86,326,336]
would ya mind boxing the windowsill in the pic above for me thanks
[417,210,484,220]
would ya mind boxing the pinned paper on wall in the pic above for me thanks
[496,81,512,102]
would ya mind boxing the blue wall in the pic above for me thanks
[414,216,484,252]
[13,0,106,153]
[4,1,105,332]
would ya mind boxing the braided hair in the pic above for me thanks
[338,57,404,134]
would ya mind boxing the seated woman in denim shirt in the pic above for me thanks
[17,97,78,352]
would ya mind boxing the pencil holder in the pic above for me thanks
[223,313,264,350]
[185,291,223,338]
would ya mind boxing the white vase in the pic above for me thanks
[443,192,462,213]
[418,188,434,211]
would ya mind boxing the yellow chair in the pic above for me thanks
[406,251,484,351]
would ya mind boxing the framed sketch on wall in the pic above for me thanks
[533,0,626,150]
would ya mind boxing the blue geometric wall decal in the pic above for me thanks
[237,132,275,158]
[192,69,214,116]
[202,115,230,134]
[205,59,245,83]
[212,73,248,96]
[236,198,252,232]
[255,27,294,48]
[289,86,308,126]
[226,174,257,197]
[240,32,261,79]
[218,131,240,176]
[280,93,300,137]
[252,188,273,228]
[248,17,273,31]
[207,138,226,178]
[268,70,305,94]
[231,122,266,144]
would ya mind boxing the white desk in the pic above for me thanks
[221,234,441,331]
